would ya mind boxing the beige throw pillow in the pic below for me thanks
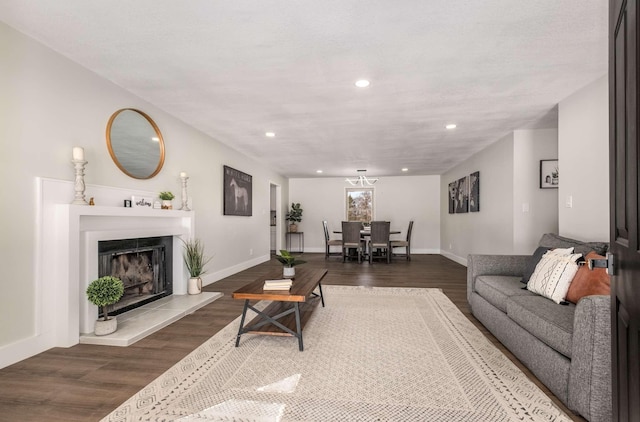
[527,250,582,304]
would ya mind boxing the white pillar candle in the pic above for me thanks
[180,172,187,178]
[72,147,84,161]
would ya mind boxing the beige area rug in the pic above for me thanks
[103,286,571,422]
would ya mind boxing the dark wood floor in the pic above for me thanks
[0,254,583,421]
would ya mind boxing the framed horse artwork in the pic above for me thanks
[223,165,252,216]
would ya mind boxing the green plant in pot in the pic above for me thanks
[86,276,124,336]
[276,249,306,278]
[182,238,212,295]
[285,202,303,232]
[159,191,175,209]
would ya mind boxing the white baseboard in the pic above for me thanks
[203,254,271,286]
[292,247,443,255]
[297,247,325,254]
[0,333,54,369]
[440,250,468,267]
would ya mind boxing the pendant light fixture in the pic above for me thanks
[345,169,378,186]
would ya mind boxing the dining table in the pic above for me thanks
[333,229,402,260]
[332,229,402,236]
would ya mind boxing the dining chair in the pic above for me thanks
[341,221,364,263]
[369,221,391,264]
[391,220,414,261]
[322,220,342,259]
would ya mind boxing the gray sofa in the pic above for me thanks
[467,233,611,422]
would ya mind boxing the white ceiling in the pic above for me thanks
[0,1,608,177]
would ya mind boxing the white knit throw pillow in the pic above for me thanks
[527,250,582,304]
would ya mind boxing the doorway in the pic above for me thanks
[269,182,282,255]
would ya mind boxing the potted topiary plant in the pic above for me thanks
[275,249,306,278]
[86,276,124,336]
[182,238,212,294]
[285,202,303,232]
[159,191,175,209]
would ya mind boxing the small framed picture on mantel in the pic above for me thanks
[540,159,559,189]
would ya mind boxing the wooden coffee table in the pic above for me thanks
[232,267,327,351]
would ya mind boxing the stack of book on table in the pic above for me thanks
[263,279,293,291]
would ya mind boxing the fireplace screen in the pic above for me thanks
[98,236,173,316]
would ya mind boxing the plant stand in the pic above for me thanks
[286,232,304,253]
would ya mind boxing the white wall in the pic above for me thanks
[558,75,609,241]
[513,129,559,253]
[440,77,609,264]
[440,134,516,265]
[289,176,441,254]
[0,22,287,362]
[0,19,611,366]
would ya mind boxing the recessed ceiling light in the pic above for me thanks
[445,124,457,130]
[355,79,370,88]
[265,132,276,137]
[401,168,409,172]
[316,170,323,174]
[151,137,160,142]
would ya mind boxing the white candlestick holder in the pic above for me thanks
[71,159,89,205]
[180,175,191,211]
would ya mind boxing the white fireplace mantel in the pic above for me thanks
[38,178,194,348]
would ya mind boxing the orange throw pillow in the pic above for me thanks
[566,251,611,304]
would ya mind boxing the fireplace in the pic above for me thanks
[98,236,173,316]
[34,177,195,348]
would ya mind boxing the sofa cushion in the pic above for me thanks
[507,295,575,358]
[538,233,608,256]
[475,275,535,313]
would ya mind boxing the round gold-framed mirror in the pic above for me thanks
[106,108,165,179]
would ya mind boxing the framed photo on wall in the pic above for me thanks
[455,176,469,213]
[540,159,559,189]
[448,182,456,214]
[223,165,252,216]
[469,171,480,212]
